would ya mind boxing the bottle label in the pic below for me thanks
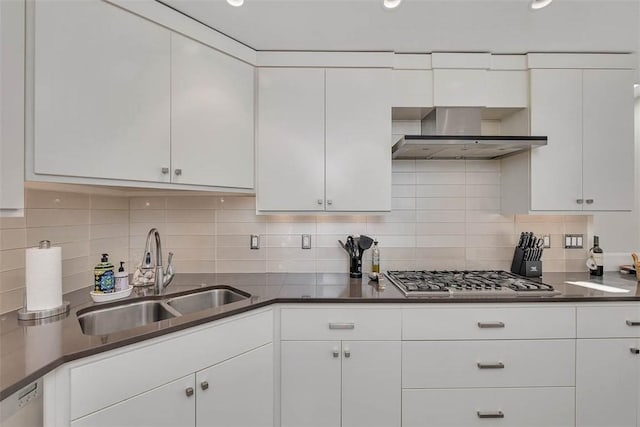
[594,253,604,267]
[98,270,115,293]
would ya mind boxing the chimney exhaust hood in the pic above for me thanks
[392,107,547,160]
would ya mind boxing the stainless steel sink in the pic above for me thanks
[77,286,251,335]
[165,287,250,315]
[77,300,179,336]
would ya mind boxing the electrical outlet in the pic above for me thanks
[250,234,260,250]
[564,234,584,249]
[542,234,551,248]
[301,234,311,249]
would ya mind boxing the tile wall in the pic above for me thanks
[0,189,129,313]
[0,159,590,313]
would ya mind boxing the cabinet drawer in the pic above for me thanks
[577,305,640,338]
[403,340,575,388]
[402,387,575,427]
[70,309,273,420]
[281,308,401,340]
[403,306,575,340]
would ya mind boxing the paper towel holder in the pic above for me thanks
[17,240,70,321]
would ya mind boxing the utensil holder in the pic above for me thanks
[511,247,542,277]
[350,256,362,278]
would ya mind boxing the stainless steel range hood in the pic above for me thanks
[392,107,547,160]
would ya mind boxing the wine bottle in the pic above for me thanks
[590,236,604,276]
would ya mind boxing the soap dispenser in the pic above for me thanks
[94,253,115,293]
[115,261,129,292]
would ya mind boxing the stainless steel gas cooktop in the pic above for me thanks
[385,270,559,297]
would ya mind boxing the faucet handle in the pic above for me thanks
[167,252,174,266]
[163,252,175,289]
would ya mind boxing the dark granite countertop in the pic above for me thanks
[2,271,640,400]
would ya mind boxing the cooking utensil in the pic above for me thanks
[358,235,374,252]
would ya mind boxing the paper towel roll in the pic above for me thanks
[25,243,62,311]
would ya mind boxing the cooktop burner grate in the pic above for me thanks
[385,270,558,297]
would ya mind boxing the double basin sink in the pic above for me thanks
[77,286,250,336]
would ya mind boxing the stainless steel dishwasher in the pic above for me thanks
[0,378,43,427]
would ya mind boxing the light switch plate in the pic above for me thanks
[250,234,260,250]
[564,234,584,249]
[301,234,311,249]
[542,235,551,248]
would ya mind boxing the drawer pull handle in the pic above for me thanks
[185,387,194,397]
[631,348,640,355]
[332,349,340,358]
[329,323,355,330]
[477,362,505,369]
[626,320,640,326]
[344,349,351,358]
[477,321,505,329]
[477,411,504,419]
[200,381,209,391]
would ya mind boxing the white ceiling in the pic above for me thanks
[162,0,639,55]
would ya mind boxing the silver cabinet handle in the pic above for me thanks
[327,200,333,205]
[200,381,209,391]
[344,349,351,358]
[585,199,594,204]
[329,322,355,330]
[631,348,640,355]
[332,349,340,358]
[626,320,640,326]
[317,199,323,205]
[477,321,505,329]
[161,167,169,174]
[576,199,584,204]
[477,411,504,419]
[175,169,182,176]
[477,362,505,369]
[185,387,194,397]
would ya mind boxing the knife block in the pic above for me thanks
[510,247,542,278]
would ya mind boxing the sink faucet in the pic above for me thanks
[141,228,175,295]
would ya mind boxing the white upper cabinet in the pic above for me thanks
[581,69,635,211]
[325,68,391,212]
[433,69,488,107]
[392,70,433,107]
[171,33,254,189]
[527,68,634,212]
[30,0,255,192]
[486,70,528,108]
[33,0,171,183]
[257,67,392,213]
[530,69,584,211]
[257,68,326,212]
[1,0,25,214]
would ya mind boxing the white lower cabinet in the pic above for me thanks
[281,340,401,427]
[71,375,196,427]
[576,305,640,427]
[196,344,274,427]
[576,339,639,427]
[403,387,575,427]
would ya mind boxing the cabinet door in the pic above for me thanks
[196,343,273,427]
[171,34,254,189]
[433,69,487,107]
[34,0,171,182]
[325,68,392,212]
[582,69,635,211]
[576,339,639,427]
[530,69,583,211]
[486,71,528,108]
[281,341,341,427]
[342,341,401,427]
[257,68,326,211]
[71,375,195,427]
[392,70,433,108]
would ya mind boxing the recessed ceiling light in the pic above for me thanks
[227,0,244,7]
[383,0,402,9]
[530,0,553,10]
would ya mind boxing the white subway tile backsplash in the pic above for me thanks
[0,249,25,272]
[416,223,465,235]
[417,172,465,185]
[366,222,416,236]
[416,235,466,248]
[166,222,215,236]
[216,222,267,236]
[130,197,167,210]
[266,222,316,235]
[90,209,129,225]
[465,198,500,211]
[317,222,366,236]
[466,172,500,185]
[26,190,90,209]
[392,173,416,185]
[165,196,219,210]
[90,195,129,210]
[167,209,215,223]
[465,160,500,172]
[391,198,416,210]
[0,229,26,250]
[416,185,465,198]
[416,198,465,210]
[465,185,500,198]
[391,159,416,172]
[416,210,465,223]
[219,197,255,210]
[416,160,465,172]
[26,209,90,228]
[392,185,416,198]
